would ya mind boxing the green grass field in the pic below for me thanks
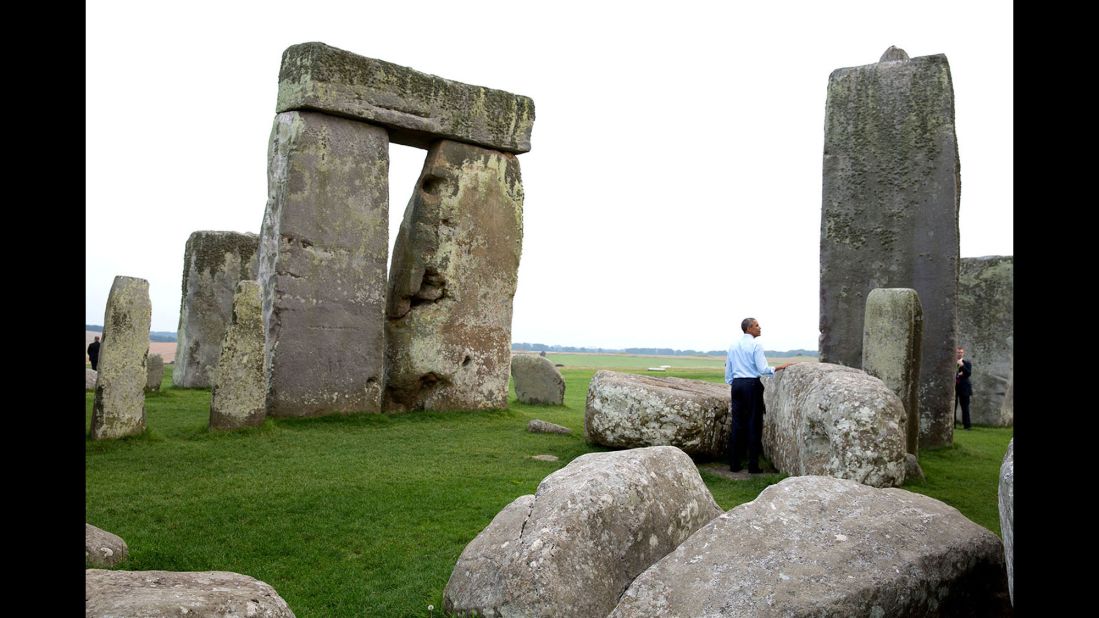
[86,358,1010,616]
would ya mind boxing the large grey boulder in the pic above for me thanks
[144,354,163,393]
[172,231,259,388]
[384,140,523,412]
[999,439,1014,605]
[762,363,907,487]
[277,42,535,154]
[958,256,1014,426]
[91,276,150,440]
[611,475,1012,616]
[820,48,960,449]
[210,281,266,430]
[443,446,722,617]
[511,354,565,405]
[85,524,128,568]
[862,287,923,455]
[584,370,730,459]
[86,368,97,391]
[260,111,389,417]
[85,569,295,617]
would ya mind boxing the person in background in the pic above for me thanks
[955,346,973,430]
[87,335,101,371]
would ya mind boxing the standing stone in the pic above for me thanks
[761,363,907,488]
[91,276,150,440]
[173,231,259,388]
[384,140,523,411]
[999,439,1014,605]
[511,354,565,405]
[862,288,923,455]
[820,48,960,449]
[277,42,535,154]
[1001,353,1013,421]
[260,111,389,417]
[210,281,266,429]
[144,354,164,393]
[85,569,295,617]
[958,256,1014,425]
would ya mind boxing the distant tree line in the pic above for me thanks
[86,324,178,343]
[511,342,817,357]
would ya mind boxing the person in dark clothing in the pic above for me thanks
[87,335,101,370]
[955,346,973,430]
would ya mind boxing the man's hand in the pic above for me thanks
[775,362,796,371]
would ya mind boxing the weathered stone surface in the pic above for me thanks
[260,111,389,417]
[880,45,911,62]
[144,354,163,393]
[444,446,722,617]
[86,368,97,391]
[210,281,266,430]
[761,363,907,487]
[999,439,1014,605]
[85,524,128,568]
[958,256,1014,426]
[527,419,571,434]
[277,42,535,154]
[384,140,523,412]
[511,354,565,405]
[91,276,150,440]
[905,453,926,482]
[1001,353,1013,420]
[611,475,1012,616]
[820,49,960,449]
[585,370,731,459]
[173,231,259,388]
[85,569,295,617]
[862,287,923,455]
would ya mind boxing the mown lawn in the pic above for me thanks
[86,362,1010,616]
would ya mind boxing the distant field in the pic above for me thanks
[537,352,818,371]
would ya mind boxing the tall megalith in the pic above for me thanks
[862,288,923,455]
[384,140,524,411]
[820,46,960,448]
[173,231,259,388]
[91,276,151,440]
[958,256,1013,426]
[259,111,390,417]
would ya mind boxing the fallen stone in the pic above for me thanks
[512,354,566,405]
[85,524,128,568]
[527,419,570,434]
[85,569,295,617]
[531,454,559,462]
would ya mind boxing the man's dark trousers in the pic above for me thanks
[728,377,765,472]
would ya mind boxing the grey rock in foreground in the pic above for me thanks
[511,354,565,405]
[862,287,923,455]
[585,370,730,458]
[210,281,266,430]
[260,111,389,417]
[277,42,535,153]
[820,48,960,449]
[91,276,150,440]
[762,363,907,487]
[144,354,163,393]
[85,524,128,568]
[527,419,571,434]
[173,231,259,388]
[958,256,1014,426]
[611,475,1012,616]
[444,446,722,617]
[86,368,98,391]
[999,439,1014,605]
[85,569,295,617]
[384,140,523,412]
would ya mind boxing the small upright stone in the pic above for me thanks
[512,354,566,405]
[91,276,150,440]
[86,368,97,391]
[173,231,259,388]
[210,281,266,430]
[86,523,128,567]
[862,288,923,455]
[145,354,164,393]
[384,140,523,411]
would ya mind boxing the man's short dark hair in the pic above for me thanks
[741,317,756,333]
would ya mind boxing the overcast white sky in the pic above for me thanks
[86,0,1012,352]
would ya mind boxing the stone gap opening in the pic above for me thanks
[387,143,428,278]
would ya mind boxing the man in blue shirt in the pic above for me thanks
[725,317,791,473]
